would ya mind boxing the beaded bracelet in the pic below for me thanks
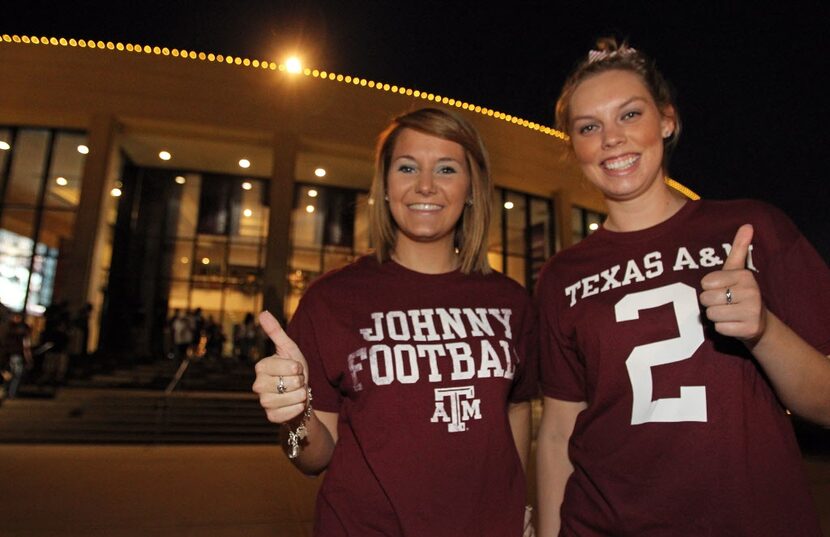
[287,387,313,459]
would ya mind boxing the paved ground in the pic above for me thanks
[1,397,827,536]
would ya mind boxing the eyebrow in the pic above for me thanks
[571,96,649,123]
[393,155,462,164]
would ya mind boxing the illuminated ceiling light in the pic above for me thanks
[0,141,10,150]
[314,167,326,177]
[307,189,318,198]
[175,175,186,184]
[504,201,514,210]
[110,187,122,197]
[588,223,600,231]
[201,257,210,265]
[159,150,172,161]
[305,205,315,213]
[180,257,189,264]
[238,158,251,169]
[77,144,89,154]
[285,56,302,73]
[241,181,252,190]
[55,177,68,186]
[243,208,253,217]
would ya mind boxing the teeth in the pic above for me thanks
[408,203,442,210]
[604,155,639,170]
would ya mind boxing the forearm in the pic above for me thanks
[749,311,830,426]
[536,434,572,537]
[281,411,336,475]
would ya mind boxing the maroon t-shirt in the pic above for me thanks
[288,256,539,537]
[537,199,828,536]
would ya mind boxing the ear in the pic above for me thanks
[660,105,677,139]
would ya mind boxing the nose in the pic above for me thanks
[415,173,436,195]
[601,124,625,149]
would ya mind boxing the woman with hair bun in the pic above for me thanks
[535,37,830,536]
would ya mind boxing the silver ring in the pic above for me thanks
[277,376,286,394]
[725,288,733,305]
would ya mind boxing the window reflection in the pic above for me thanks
[286,183,368,319]
[0,127,87,315]
[572,206,605,243]
[488,188,555,292]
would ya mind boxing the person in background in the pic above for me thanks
[2,311,33,399]
[171,309,193,363]
[535,37,830,536]
[253,107,538,536]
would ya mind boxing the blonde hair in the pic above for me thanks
[555,37,682,167]
[369,107,492,274]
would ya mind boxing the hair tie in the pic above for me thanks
[587,46,637,64]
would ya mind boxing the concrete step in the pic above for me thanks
[0,389,278,445]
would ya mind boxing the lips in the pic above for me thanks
[601,154,640,172]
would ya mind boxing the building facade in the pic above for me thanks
[0,35,610,362]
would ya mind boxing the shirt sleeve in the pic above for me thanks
[536,263,588,402]
[757,206,830,355]
[286,293,342,412]
[507,297,540,403]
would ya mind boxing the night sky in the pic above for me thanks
[4,0,828,260]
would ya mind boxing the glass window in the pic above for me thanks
[228,240,263,284]
[44,132,88,209]
[528,198,553,290]
[506,255,526,287]
[505,192,527,256]
[38,209,76,250]
[4,129,50,206]
[286,183,368,319]
[291,185,325,248]
[238,180,269,239]
[488,190,504,272]
[167,240,195,280]
[488,187,555,291]
[0,227,35,311]
[193,237,227,280]
[572,206,605,243]
[0,128,11,185]
[0,207,35,241]
[28,243,59,314]
[197,174,241,236]
[354,193,371,253]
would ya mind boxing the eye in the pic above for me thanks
[577,124,598,136]
[397,164,416,173]
[621,110,642,121]
[437,165,457,174]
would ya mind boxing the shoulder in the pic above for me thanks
[537,233,602,285]
[696,198,801,243]
[694,198,795,226]
[469,270,533,304]
[303,255,380,294]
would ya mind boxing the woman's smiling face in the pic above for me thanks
[568,69,675,202]
[386,128,471,250]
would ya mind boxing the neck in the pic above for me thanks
[391,234,459,274]
[603,180,688,232]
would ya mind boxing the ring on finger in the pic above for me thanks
[725,287,733,305]
[277,376,286,394]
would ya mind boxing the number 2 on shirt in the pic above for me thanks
[615,282,707,424]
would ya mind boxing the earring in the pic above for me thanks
[384,195,389,202]
[465,198,473,207]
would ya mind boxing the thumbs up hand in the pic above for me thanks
[252,311,311,424]
[699,224,767,344]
